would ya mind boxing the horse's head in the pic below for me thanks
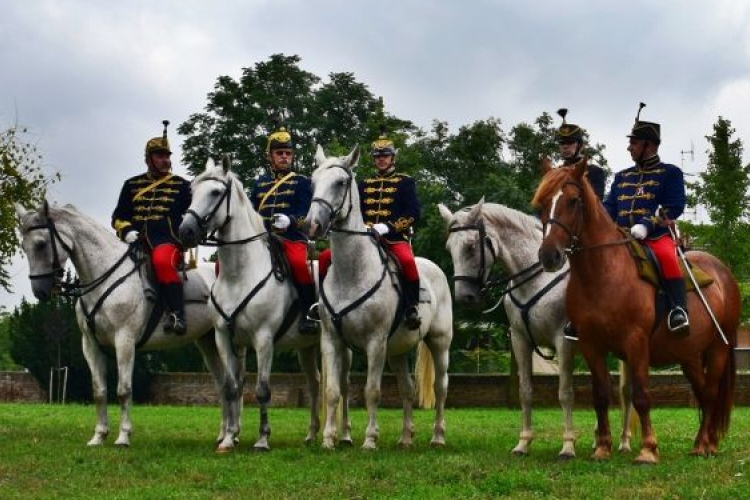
[306,144,360,239]
[439,198,497,307]
[532,157,596,271]
[180,156,236,248]
[16,201,74,301]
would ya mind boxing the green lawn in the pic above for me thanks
[0,404,748,499]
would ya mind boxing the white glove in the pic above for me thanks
[372,223,389,235]
[630,224,648,240]
[124,231,139,244]
[272,213,291,230]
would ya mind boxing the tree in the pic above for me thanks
[1,123,59,291]
[691,117,750,274]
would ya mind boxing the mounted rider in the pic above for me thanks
[250,125,319,335]
[556,108,607,341]
[603,103,689,335]
[556,108,607,200]
[112,120,192,335]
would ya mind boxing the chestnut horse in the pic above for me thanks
[532,159,739,464]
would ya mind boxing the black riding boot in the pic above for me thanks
[297,283,320,335]
[162,282,187,335]
[664,278,690,336]
[563,321,578,341]
[404,279,422,330]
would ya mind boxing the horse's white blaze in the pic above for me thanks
[546,190,564,238]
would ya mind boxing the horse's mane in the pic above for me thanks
[481,203,542,236]
[20,203,99,233]
[531,165,601,223]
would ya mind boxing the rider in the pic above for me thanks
[556,108,607,200]
[603,103,689,336]
[112,120,192,335]
[250,125,319,335]
[555,108,607,341]
[315,131,422,330]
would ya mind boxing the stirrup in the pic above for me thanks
[298,317,320,335]
[563,321,579,341]
[668,307,689,336]
[164,312,187,336]
[307,303,321,322]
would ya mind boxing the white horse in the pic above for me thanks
[439,199,634,458]
[306,145,453,450]
[16,202,224,447]
[178,157,328,452]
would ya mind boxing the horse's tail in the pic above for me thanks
[415,341,435,409]
[714,344,736,439]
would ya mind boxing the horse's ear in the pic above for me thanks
[468,201,483,223]
[204,157,216,172]
[14,203,29,220]
[345,145,360,169]
[437,203,453,226]
[541,156,554,175]
[222,154,231,174]
[573,157,588,180]
[315,145,327,166]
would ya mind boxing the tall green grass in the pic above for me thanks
[0,404,748,499]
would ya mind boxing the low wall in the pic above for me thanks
[0,371,47,403]
[4,371,750,408]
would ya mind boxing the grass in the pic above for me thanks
[0,404,748,499]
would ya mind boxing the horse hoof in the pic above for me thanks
[634,451,658,465]
[339,438,354,447]
[430,439,446,448]
[511,448,529,457]
[558,452,576,461]
[253,444,271,453]
[591,449,611,461]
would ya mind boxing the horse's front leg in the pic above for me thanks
[388,353,415,447]
[195,331,230,445]
[298,344,320,445]
[113,336,136,447]
[338,347,353,446]
[510,333,534,456]
[214,327,243,453]
[320,328,344,449]
[426,335,450,447]
[253,336,274,451]
[627,342,658,464]
[556,336,577,459]
[81,332,109,446]
[363,340,387,450]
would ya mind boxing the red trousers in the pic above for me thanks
[643,234,681,279]
[282,239,314,285]
[318,241,419,281]
[152,243,182,284]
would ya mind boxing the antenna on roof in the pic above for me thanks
[681,140,695,169]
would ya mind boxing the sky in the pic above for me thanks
[3,0,750,311]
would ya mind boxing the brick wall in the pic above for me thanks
[5,371,750,407]
[0,371,47,402]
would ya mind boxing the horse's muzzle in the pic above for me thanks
[538,244,566,272]
[178,219,201,248]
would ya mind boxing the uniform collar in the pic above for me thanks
[637,154,661,169]
[562,155,583,166]
[272,168,292,180]
[375,166,397,178]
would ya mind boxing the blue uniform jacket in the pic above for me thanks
[603,156,686,238]
[251,170,312,242]
[112,172,191,249]
[359,170,420,243]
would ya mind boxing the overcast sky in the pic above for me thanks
[3,0,750,310]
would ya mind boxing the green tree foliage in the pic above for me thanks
[1,124,59,291]
[690,117,750,274]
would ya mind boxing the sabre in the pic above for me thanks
[659,209,729,345]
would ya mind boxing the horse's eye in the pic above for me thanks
[211,188,222,197]
[34,240,47,252]
[567,196,580,208]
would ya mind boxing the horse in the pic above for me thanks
[306,145,454,450]
[15,202,225,447]
[178,156,328,452]
[532,159,740,463]
[439,199,637,458]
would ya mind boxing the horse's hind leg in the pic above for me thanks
[81,333,109,446]
[681,359,713,456]
[297,344,320,445]
[214,329,244,453]
[113,338,136,447]
[388,353,415,447]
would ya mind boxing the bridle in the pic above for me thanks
[448,219,498,289]
[310,163,354,235]
[25,204,74,283]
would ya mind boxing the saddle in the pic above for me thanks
[138,253,210,305]
[622,228,713,292]
[377,238,431,305]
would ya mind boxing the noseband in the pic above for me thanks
[310,164,353,233]
[448,219,498,289]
